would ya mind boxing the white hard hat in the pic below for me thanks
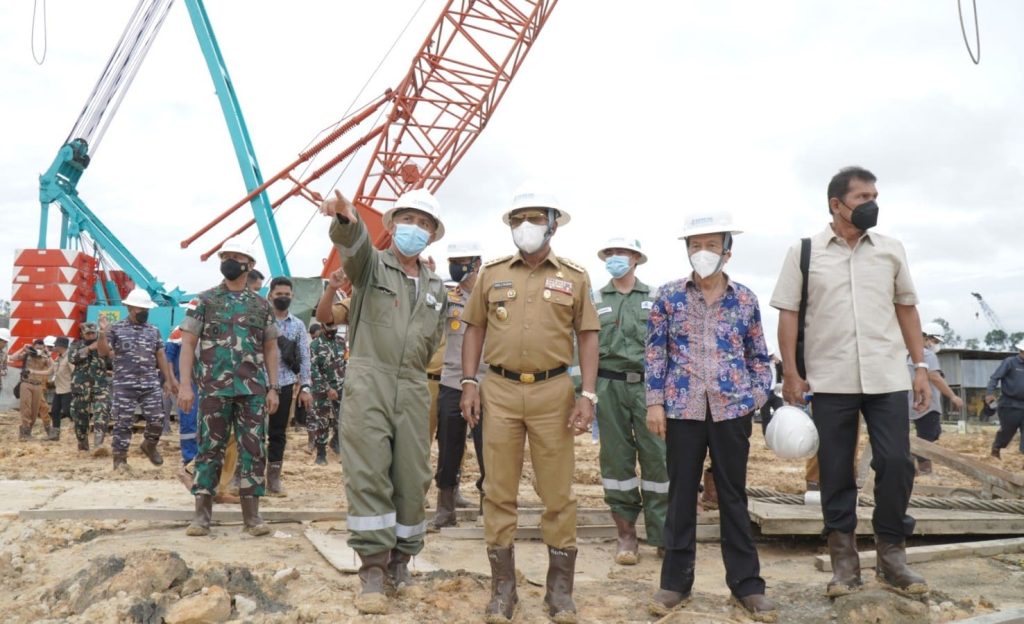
[382,189,445,242]
[123,287,158,309]
[502,180,571,226]
[446,241,484,259]
[218,237,257,263]
[0,328,10,342]
[678,212,743,239]
[43,335,57,347]
[597,236,648,265]
[921,322,945,341]
[765,405,819,460]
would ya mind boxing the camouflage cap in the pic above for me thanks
[80,322,99,334]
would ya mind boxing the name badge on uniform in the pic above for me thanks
[544,278,573,295]
[492,280,513,290]
[641,301,653,310]
[597,306,613,315]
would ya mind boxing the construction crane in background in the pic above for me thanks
[181,0,560,276]
[971,292,1007,334]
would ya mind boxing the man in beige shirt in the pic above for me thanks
[770,166,931,599]
[50,337,74,441]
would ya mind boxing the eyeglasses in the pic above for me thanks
[509,211,549,227]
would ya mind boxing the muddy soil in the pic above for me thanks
[1,408,1022,623]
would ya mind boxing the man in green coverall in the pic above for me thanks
[594,236,668,565]
[319,188,447,615]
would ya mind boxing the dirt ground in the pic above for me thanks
[1,408,1023,623]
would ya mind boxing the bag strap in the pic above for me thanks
[796,237,811,378]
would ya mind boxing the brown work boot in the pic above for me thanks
[731,593,778,623]
[139,432,162,467]
[77,436,90,452]
[701,468,719,510]
[875,539,928,595]
[227,462,241,495]
[112,453,128,472]
[543,546,578,623]
[387,549,416,590]
[240,496,271,536]
[266,461,287,497]
[806,480,820,492]
[826,531,863,596]
[185,494,213,536]
[991,445,1001,459]
[484,546,519,622]
[428,487,457,532]
[611,512,639,565]
[916,458,933,475]
[355,551,391,614]
[648,588,690,616]
[18,426,31,442]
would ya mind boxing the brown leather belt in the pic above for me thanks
[427,373,442,382]
[489,365,567,384]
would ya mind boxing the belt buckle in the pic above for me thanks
[519,372,536,384]
[625,372,642,383]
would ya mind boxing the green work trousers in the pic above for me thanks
[596,376,668,547]
[341,364,432,556]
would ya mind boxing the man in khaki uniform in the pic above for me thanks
[11,339,55,441]
[319,188,447,615]
[461,184,599,624]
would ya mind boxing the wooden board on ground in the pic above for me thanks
[749,501,1024,536]
[910,438,1024,499]
[814,537,1024,571]
[19,508,347,523]
[442,523,721,542]
[304,527,438,574]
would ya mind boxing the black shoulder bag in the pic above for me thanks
[795,237,811,380]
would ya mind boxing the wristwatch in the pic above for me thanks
[269,384,281,392]
[580,390,599,406]
[913,362,930,370]
[299,384,311,394]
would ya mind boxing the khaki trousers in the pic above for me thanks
[428,378,440,443]
[20,382,51,429]
[481,373,577,549]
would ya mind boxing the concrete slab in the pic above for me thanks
[0,479,72,518]
[41,479,192,510]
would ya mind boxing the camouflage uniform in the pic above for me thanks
[107,319,166,454]
[327,330,347,440]
[181,283,278,497]
[69,333,111,444]
[308,335,343,447]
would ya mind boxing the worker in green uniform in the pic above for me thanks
[319,188,447,616]
[594,236,668,565]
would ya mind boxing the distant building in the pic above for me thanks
[935,348,1016,422]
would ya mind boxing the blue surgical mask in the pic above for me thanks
[605,255,631,278]
[393,223,430,256]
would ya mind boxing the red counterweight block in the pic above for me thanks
[10,248,99,352]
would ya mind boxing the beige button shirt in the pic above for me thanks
[770,224,918,394]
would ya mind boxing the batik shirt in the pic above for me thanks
[645,275,771,421]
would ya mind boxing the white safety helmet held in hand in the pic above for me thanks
[218,237,257,263]
[123,287,158,309]
[383,189,445,241]
[43,335,57,348]
[678,212,743,240]
[446,241,484,259]
[502,180,571,225]
[765,405,819,460]
[921,322,945,341]
[0,328,10,343]
[597,236,648,264]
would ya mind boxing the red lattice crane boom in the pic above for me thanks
[181,0,559,276]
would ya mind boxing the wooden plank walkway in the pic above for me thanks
[750,501,1024,536]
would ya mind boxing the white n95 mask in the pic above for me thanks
[512,222,548,254]
[689,250,723,279]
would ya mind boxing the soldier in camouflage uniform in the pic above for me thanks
[308,328,342,465]
[69,323,111,452]
[325,324,347,454]
[98,289,178,471]
[178,238,280,537]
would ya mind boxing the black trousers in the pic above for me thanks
[813,392,915,543]
[912,411,941,462]
[661,411,764,598]
[267,383,295,463]
[435,385,484,491]
[51,393,72,429]
[994,405,1024,451]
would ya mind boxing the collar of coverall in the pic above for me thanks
[601,277,649,295]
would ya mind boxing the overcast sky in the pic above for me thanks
[1,0,1022,349]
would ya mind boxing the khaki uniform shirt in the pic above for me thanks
[595,278,653,373]
[24,352,53,384]
[462,251,600,372]
[770,224,918,394]
[328,215,446,375]
[329,298,351,326]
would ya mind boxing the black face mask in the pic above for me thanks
[272,296,292,311]
[449,262,471,283]
[134,310,149,324]
[220,259,249,281]
[325,331,337,340]
[844,200,879,231]
[84,338,97,346]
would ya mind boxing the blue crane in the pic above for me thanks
[37,0,287,311]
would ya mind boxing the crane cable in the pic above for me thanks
[958,0,981,65]
[31,0,47,65]
[252,0,430,259]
